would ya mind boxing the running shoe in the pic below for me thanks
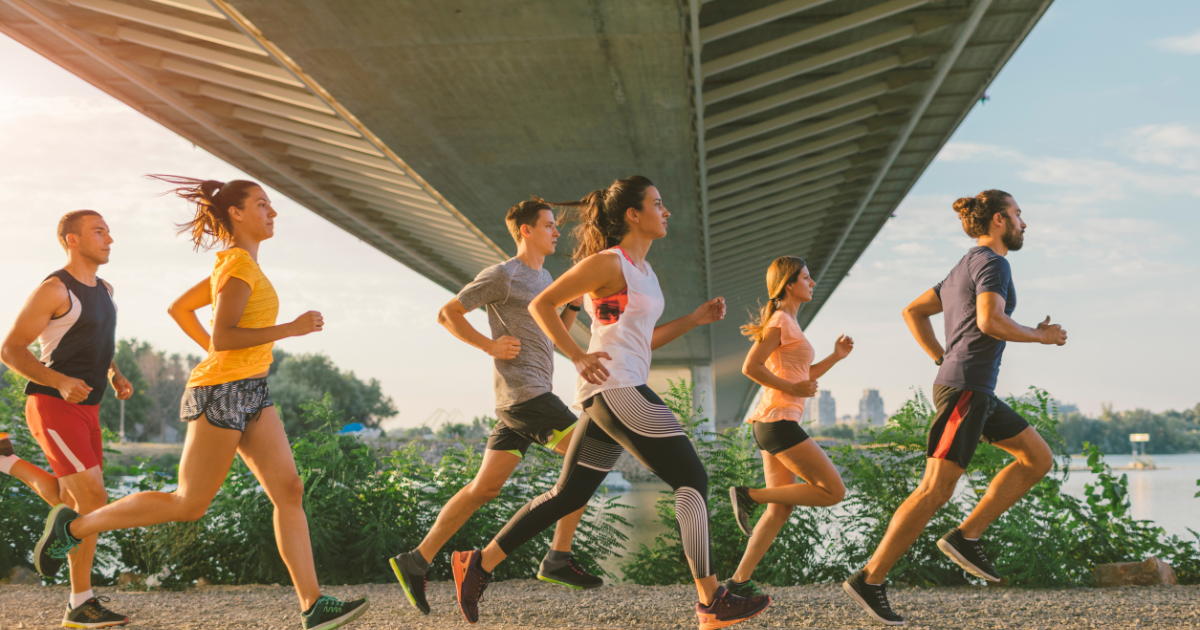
[937,528,1001,582]
[722,577,765,599]
[62,596,130,628]
[729,486,759,537]
[451,550,492,624]
[301,595,369,630]
[389,552,430,614]
[35,504,82,577]
[842,570,904,626]
[695,584,771,630]
[0,432,14,458]
[537,552,604,590]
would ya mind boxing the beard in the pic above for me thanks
[1001,216,1024,251]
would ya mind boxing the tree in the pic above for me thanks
[97,340,200,442]
[268,349,398,435]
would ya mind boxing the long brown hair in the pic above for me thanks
[554,175,655,263]
[740,256,807,342]
[953,189,1012,238]
[149,174,261,251]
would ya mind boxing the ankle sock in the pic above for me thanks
[402,550,430,574]
[731,578,749,587]
[0,454,19,475]
[542,549,571,570]
[964,536,979,541]
[69,589,94,610]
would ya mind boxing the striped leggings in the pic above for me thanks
[492,385,712,578]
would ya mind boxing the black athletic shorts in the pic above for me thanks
[180,377,273,432]
[488,392,578,457]
[926,384,1029,469]
[752,420,810,455]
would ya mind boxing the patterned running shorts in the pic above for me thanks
[180,377,273,432]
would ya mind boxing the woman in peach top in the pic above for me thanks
[724,256,854,599]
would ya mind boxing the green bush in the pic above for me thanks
[621,382,1200,587]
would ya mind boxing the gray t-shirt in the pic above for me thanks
[457,258,554,409]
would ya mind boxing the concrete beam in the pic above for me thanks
[707,83,888,150]
[707,106,877,167]
[700,0,838,44]
[708,126,867,185]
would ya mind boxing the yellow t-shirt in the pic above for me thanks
[186,248,279,388]
[747,310,815,423]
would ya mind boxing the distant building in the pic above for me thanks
[839,414,854,425]
[813,390,837,427]
[857,389,886,426]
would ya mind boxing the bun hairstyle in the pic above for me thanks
[741,256,807,342]
[554,175,655,263]
[149,174,261,251]
[953,189,1012,238]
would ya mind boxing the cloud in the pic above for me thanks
[935,142,1020,163]
[1122,124,1200,171]
[1152,29,1200,54]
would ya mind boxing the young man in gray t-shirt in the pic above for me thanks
[389,199,602,615]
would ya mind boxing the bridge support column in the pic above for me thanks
[691,364,716,435]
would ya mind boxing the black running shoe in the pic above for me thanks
[389,552,430,614]
[722,578,765,599]
[937,528,1001,582]
[729,486,759,537]
[842,570,904,626]
[301,595,369,630]
[451,550,492,624]
[0,432,14,458]
[537,553,604,590]
[35,504,81,577]
[695,584,771,630]
[62,596,130,628]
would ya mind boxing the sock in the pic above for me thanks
[543,549,571,568]
[69,589,94,609]
[731,578,749,587]
[402,550,429,574]
[964,536,979,541]
[0,454,19,475]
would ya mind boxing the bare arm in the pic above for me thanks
[168,277,214,351]
[650,297,726,350]
[529,254,623,384]
[903,288,946,361]
[978,292,1067,345]
[559,297,583,330]
[742,328,817,398]
[208,278,322,352]
[437,298,520,360]
[0,279,93,402]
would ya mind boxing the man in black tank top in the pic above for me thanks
[1,211,132,627]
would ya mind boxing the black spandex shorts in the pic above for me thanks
[488,392,578,457]
[926,384,1030,469]
[180,377,272,432]
[752,420,810,455]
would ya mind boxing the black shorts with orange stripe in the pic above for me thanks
[925,384,1029,470]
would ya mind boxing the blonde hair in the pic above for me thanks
[740,256,807,342]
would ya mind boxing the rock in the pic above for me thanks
[1094,557,1177,587]
[197,577,212,586]
[2,566,41,585]
[118,571,145,587]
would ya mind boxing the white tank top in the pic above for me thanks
[574,247,665,407]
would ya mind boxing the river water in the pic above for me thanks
[597,452,1200,579]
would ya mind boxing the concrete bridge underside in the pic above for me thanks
[0,0,1052,428]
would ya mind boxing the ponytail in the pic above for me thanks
[149,174,261,251]
[555,175,655,263]
[740,256,806,342]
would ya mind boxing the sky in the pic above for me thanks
[1,0,1198,429]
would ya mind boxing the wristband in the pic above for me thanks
[934,355,944,366]
[566,303,582,312]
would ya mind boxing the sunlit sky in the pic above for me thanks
[2,0,1198,430]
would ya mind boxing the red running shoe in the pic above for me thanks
[695,584,771,630]
[451,550,492,624]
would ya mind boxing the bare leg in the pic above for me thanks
[236,407,320,611]
[57,466,106,598]
[959,427,1053,538]
[417,448,522,563]
[69,418,241,539]
[732,440,845,583]
[9,459,60,505]
[863,458,964,583]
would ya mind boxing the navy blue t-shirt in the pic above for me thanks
[933,246,1016,396]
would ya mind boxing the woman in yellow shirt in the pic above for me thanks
[724,256,854,600]
[35,176,368,630]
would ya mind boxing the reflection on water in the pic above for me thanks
[597,453,1200,580]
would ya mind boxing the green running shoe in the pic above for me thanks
[722,577,765,599]
[62,595,130,628]
[537,553,604,590]
[301,595,369,630]
[35,504,82,577]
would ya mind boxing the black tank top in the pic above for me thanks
[25,270,117,406]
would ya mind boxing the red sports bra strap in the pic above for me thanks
[608,246,636,265]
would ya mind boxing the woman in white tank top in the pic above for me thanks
[453,176,774,630]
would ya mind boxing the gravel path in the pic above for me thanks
[0,580,1196,629]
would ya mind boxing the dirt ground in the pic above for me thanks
[0,580,1196,629]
